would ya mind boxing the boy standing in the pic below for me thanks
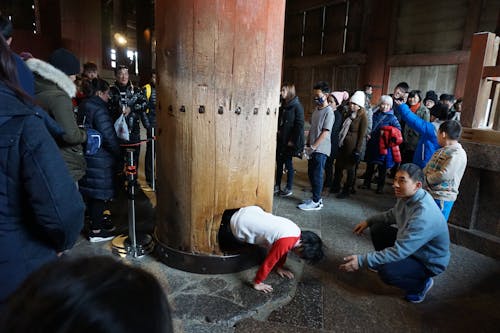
[298,81,334,211]
[423,120,467,221]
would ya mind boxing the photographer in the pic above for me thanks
[109,65,151,174]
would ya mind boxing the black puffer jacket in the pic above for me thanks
[277,96,304,157]
[78,96,121,200]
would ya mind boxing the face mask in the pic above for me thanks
[314,96,325,106]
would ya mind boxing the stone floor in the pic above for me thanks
[69,158,500,333]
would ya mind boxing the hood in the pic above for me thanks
[0,83,34,118]
[25,58,76,98]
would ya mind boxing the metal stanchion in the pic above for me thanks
[112,148,154,258]
[151,127,156,191]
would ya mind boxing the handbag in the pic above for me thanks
[114,114,130,141]
[82,114,102,156]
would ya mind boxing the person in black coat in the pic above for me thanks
[79,79,121,242]
[0,37,84,305]
[324,91,348,192]
[274,83,304,197]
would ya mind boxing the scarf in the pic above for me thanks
[338,111,357,147]
[410,102,420,113]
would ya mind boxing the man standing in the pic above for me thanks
[298,81,334,211]
[143,71,157,187]
[339,163,450,303]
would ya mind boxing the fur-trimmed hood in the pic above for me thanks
[25,58,76,98]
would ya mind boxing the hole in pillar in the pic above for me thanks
[218,208,242,254]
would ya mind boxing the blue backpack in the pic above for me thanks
[82,113,102,156]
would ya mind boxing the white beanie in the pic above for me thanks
[350,90,366,107]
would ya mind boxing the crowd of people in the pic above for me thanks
[0,10,471,330]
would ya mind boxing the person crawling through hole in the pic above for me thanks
[220,206,325,293]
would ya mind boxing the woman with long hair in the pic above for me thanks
[0,35,84,303]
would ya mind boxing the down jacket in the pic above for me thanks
[78,96,122,200]
[26,58,87,181]
[365,108,401,168]
[0,83,84,303]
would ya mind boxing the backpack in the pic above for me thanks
[82,113,102,156]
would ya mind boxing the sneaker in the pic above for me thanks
[298,199,323,211]
[274,186,280,195]
[405,277,434,303]
[279,188,293,197]
[88,229,116,243]
[101,212,116,231]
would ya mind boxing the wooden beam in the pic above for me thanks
[284,52,366,67]
[388,51,470,67]
[462,32,499,128]
[483,65,500,78]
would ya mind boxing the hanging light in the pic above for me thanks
[114,33,127,45]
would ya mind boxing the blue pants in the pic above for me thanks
[307,152,327,202]
[370,223,434,295]
[275,153,294,190]
[434,199,454,221]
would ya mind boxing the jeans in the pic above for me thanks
[370,222,433,295]
[275,153,294,190]
[307,152,327,202]
[434,199,454,221]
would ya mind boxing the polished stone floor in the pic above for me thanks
[69,158,500,333]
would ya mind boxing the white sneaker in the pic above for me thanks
[298,199,323,211]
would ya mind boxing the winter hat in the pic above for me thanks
[331,91,349,105]
[49,48,80,76]
[423,90,438,104]
[350,90,366,107]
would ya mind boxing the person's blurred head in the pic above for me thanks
[378,95,393,112]
[0,34,30,103]
[393,164,423,199]
[82,62,98,79]
[349,90,366,111]
[329,91,349,107]
[82,78,110,102]
[423,90,438,109]
[293,231,325,264]
[312,81,330,108]
[49,48,80,82]
[439,93,455,109]
[430,103,449,122]
[437,120,462,147]
[281,82,296,101]
[393,82,409,102]
[1,256,173,333]
[115,65,129,86]
[407,90,422,106]
[150,70,156,85]
[363,84,373,95]
[0,15,13,45]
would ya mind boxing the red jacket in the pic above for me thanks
[379,126,403,163]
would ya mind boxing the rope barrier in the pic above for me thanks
[119,136,157,147]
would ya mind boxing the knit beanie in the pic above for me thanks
[331,91,349,105]
[423,90,438,104]
[49,48,80,76]
[350,90,366,107]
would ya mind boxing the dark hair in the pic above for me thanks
[407,90,422,102]
[282,82,296,99]
[114,64,129,76]
[439,120,462,140]
[430,103,449,121]
[299,231,325,264]
[83,62,98,72]
[398,163,424,183]
[0,35,31,103]
[439,93,455,102]
[363,84,372,90]
[313,81,331,94]
[82,78,109,97]
[1,256,173,333]
[395,82,409,93]
[0,15,13,39]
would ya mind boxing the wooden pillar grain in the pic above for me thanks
[155,0,285,254]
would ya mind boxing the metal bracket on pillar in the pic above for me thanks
[253,107,258,115]
[218,106,224,114]
[168,105,173,113]
[266,107,271,115]
[235,106,241,115]
[198,105,205,113]
[180,105,186,112]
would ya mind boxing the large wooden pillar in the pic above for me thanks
[155,0,285,260]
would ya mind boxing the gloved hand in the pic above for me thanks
[352,150,361,164]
